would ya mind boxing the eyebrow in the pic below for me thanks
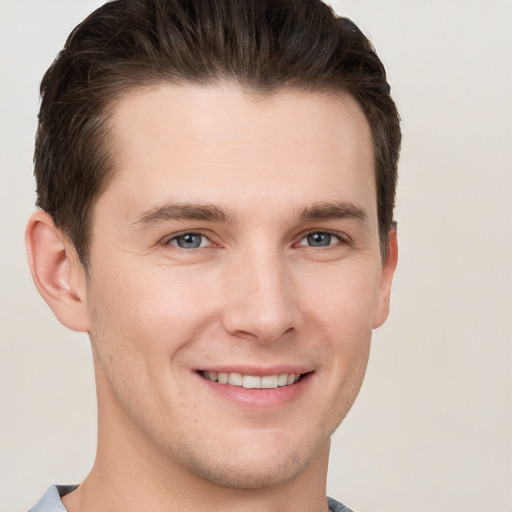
[132,202,235,227]
[297,201,367,223]
[131,200,367,229]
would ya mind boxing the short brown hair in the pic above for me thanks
[35,0,401,267]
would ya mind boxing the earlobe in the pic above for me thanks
[372,225,398,329]
[25,210,90,332]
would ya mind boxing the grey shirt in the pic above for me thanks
[29,485,354,512]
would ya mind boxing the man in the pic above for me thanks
[25,0,400,510]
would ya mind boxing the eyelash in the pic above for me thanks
[296,230,349,248]
[164,231,215,249]
[163,230,349,250]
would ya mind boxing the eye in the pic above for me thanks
[166,232,211,249]
[298,232,343,247]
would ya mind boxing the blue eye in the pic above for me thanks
[299,232,340,247]
[168,233,210,249]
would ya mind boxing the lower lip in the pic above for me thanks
[197,372,314,409]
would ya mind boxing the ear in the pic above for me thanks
[25,210,90,332]
[372,225,398,329]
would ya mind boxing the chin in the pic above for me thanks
[173,427,331,490]
[186,451,309,489]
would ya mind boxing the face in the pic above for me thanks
[83,84,395,489]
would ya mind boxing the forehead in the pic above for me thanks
[98,83,376,224]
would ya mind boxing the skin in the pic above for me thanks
[26,83,397,512]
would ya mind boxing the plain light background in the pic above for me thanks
[1,1,511,511]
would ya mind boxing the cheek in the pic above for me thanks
[297,260,380,383]
[86,260,232,415]
[299,259,382,333]
[86,262,222,424]
[89,261,220,351]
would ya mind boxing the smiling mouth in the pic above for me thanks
[201,371,305,389]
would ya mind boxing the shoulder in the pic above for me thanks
[28,485,78,512]
[328,496,355,512]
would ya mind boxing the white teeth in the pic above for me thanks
[278,373,289,386]
[243,375,261,389]
[261,375,279,388]
[203,371,301,389]
[228,373,243,386]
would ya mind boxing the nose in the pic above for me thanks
[221,249,298,344]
